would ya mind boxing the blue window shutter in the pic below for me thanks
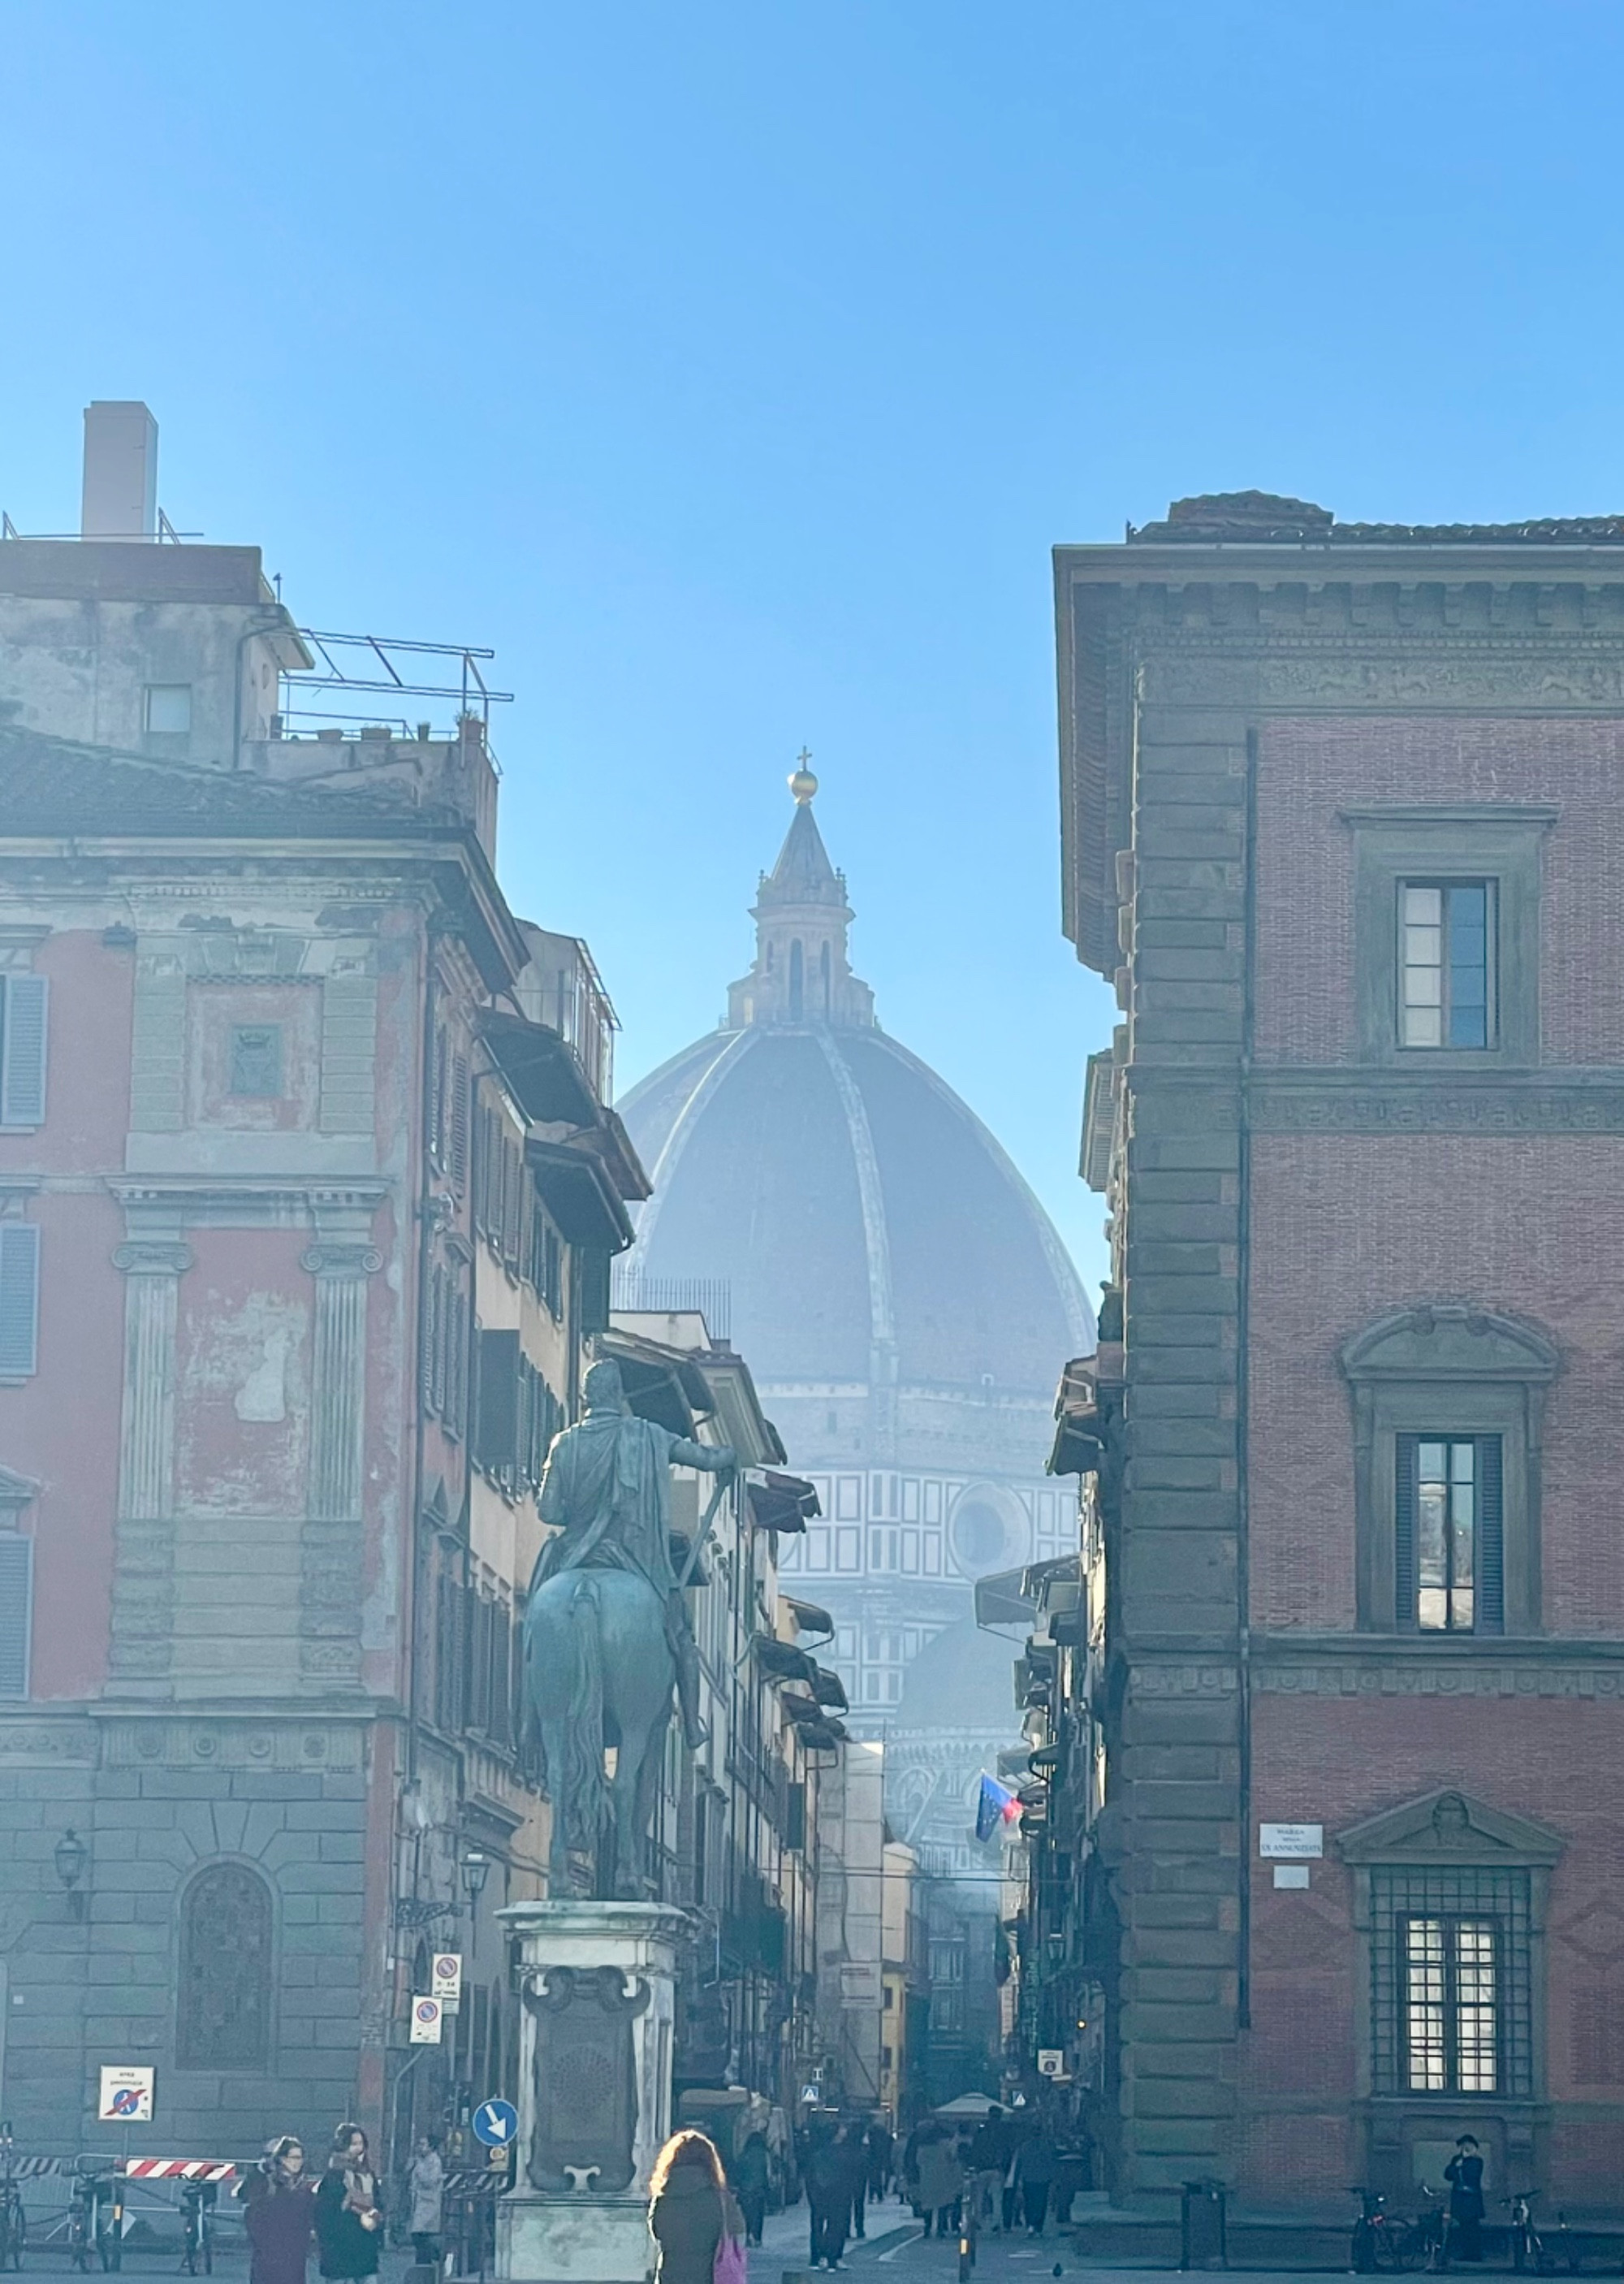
[0,1226,39,1378]
[1394,1433,1419,1631]
[0,976,47,1127]
[1477,1434,1505,1635]
[0,1536,33,1697]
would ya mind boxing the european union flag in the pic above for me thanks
[976,1772,1017,1843]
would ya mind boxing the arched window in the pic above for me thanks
[788,941,804,1022]
[819,942,831,1017]
[177,1863,273,2070]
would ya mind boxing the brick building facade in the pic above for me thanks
[1054,492,1624,2217]
[0,408,844,2169]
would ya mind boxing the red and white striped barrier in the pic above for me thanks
[120,2161,236,2182]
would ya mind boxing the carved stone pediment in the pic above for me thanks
[1337,1787,1563,1867]
[1340,1305,1558,1386]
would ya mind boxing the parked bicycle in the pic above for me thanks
[176,2184,216,2279]
[1505,2191,1554,2275]
[68,2171,120,2273]
[0,2131,24,2273]
[957,2187,978,2282]
[1351,2187,1428,2273]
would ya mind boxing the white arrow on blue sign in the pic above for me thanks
[473,2099,519,2148]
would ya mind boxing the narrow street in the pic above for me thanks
[745,2197,1320,2284]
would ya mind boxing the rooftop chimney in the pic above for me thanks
[80,401,158,539]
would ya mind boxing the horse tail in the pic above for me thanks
[559,1574,609,1849]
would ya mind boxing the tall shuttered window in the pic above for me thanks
[0,977,48,1129]
[0,1228,40,1380]
[1396,1434,1502,1635]
[0,1536,33,1698]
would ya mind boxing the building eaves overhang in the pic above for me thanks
[809,1666,849,1711]
[747,1472,819,1533]
[596,1326,716,1438]
[0,730,529,991]
[485,1011,599,1127]
[974,1566,1036,1637]
[754,1637,818,1685]
[484,1018,650,1207]
[784,1596,835,1641]
[525,1137,636,1254]
[593,1110,653,1205]
[698,1353,786,1471]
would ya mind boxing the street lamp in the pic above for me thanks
[54,1829,87,1918]
[460,1849,490,1905]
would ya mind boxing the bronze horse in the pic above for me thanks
[524,1564,676,1899]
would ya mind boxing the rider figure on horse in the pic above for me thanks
[533,1356,735,1752]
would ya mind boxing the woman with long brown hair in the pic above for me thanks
[313,2125,382,2283]
[647,2131,744,2284]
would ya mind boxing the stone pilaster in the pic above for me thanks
[300,1240,380,1685]
[128,937,188,1132]
[1110,682,1252,2205]
[318,967,378,1134]
[110,1239,192,1685]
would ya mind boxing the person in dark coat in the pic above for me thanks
[1445,2136,1486,2263]
[1012,2133,1058,2238]
[313,2126,382,2284]
[649,2131,742,2284]
[802,2129,851,2271]
[966,2110,1007,2234]
[729,2132,770,2249]
[901,2121,924,2214]
[237,2138,316,2284]
[837,2126,869,2241]
[866,2120,893,2202]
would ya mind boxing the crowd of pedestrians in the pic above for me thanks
[896,2105,1086,2243]
[235,2125,395,2284]
[237,2104,1082,2284]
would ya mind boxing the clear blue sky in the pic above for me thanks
[3,1,1622,1294]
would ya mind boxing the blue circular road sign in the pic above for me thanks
[473,2099,519,2148]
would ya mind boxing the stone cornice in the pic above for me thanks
[1058,541,1624,585]
[1139,638,1624,712]
[1125,1662,1239,1698]
[1248,1067,1624,1135]
[1254,1633,1624,1699]
[109,1177,389,1215]
[1337,802,1560,828]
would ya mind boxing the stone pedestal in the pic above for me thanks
[495,1901,693,2284]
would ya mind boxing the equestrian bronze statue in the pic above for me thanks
[523,1356,735,1897]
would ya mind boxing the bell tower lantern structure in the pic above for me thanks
[727,759,875,1030]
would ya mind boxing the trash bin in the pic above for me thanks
[1180,2178,1227,2271]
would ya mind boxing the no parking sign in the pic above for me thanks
[408,1996,443,2045]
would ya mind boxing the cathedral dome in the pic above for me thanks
[618,782,1092,1406]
